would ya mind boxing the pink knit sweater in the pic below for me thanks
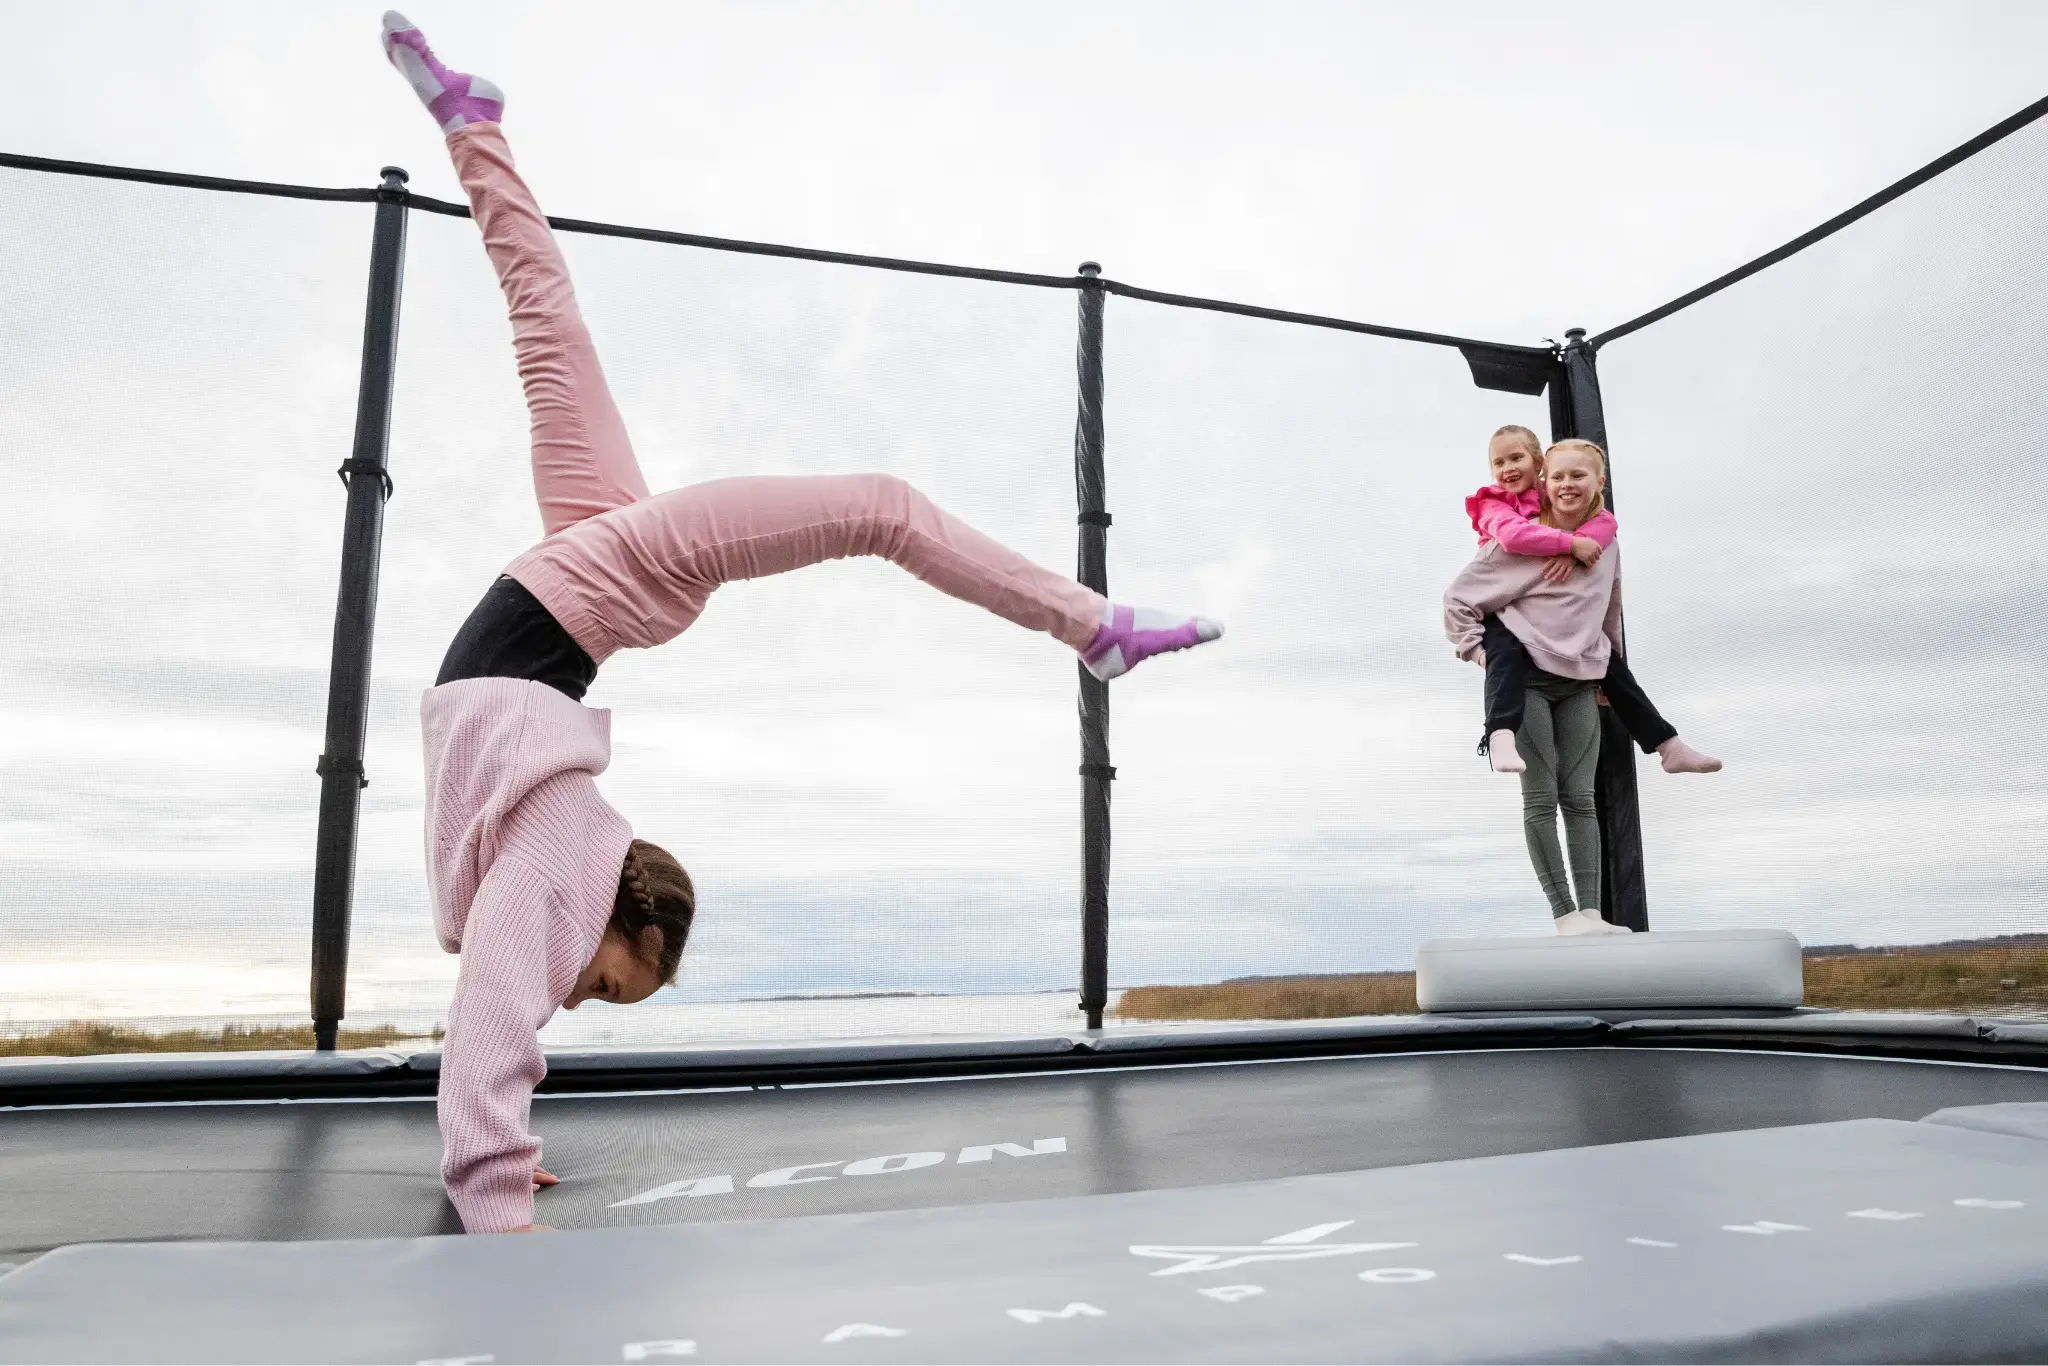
[1443,539,1626,680]
[422,677,633,1233]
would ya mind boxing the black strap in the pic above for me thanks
[1077,510,1112,528]
[337,458,395,502]
[1080,762,1117,781]
[316,754,369,789]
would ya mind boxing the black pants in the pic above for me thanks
[436,575,599,702]
[1480,613,1676,756]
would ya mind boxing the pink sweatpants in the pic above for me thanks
[444,124,1106,667]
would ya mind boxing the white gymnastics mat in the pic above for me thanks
[1415,927,1803,1012]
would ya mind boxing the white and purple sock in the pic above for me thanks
[1080,603,1223,681]
[382,12,504,133]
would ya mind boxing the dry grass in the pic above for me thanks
[0,1021,439,1058]
[1116,971,1418,1021]
[1113,941,2048,1022]
[1803,945,2048,1014]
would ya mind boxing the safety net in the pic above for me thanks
[0,167,375,1034]
[1101,299,1554,985]
[370,212,1087,1044]
[3,94,2045,1053]
[1593,106,2048,975]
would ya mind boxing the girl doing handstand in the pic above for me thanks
[382,14,1222,1233]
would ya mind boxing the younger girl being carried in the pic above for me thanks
[1462,424,1719,777]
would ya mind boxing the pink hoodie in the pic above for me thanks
[1466,484,1616,557]
[1444,538,1625,680]
[421,676,633,1233]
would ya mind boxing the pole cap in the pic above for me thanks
[380,166,411,186]
[1078,261,1102,277]
[1564,326,1588,342]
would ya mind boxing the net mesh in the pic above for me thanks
[0,170,370,1030]
[369,212,1087,1044]
[5,109,2046,1048]
[1102,299,1554,986]
[1596,110,2048,968]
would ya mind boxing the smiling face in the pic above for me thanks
[563,927,665,1010]
[1488,432,1541,494]
[1541,449,1606,523]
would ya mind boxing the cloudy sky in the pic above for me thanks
[3,1,2045,1033]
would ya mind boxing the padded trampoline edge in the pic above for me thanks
[5,1012,2043,1107]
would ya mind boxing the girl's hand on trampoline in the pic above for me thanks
[504,1224,555,1233]
[1540,554,1578,584]
[533,1166,560,1188]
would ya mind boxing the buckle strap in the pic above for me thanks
[337,458,395,502]
[316,754,369,789]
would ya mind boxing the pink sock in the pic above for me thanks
[1487,729,1525,774]
[1080,604,1223,681]
[1658,737,1723,774]
[382,12,505,133]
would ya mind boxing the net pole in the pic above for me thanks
[311,167,411,1051]
[1554,328,1650,932]
[1072,262,1113,1031]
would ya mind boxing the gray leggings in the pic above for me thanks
[1518,673,1602,917]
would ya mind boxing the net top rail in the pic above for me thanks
[0,148,1540,360]
[7,84,2044,366]
[1586,91,2048,347]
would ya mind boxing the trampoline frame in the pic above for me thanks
[4,1012,2044,1111]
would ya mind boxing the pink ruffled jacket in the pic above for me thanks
[1465,483,1616,556]
[422,677,633,1233]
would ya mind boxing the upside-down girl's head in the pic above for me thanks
[1488,425,1543,494]
[564,839,696,1009]
[1540,438,1608,523]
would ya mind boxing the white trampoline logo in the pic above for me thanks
[1129,1220,1416,1276]
[610,1137,1067,1208]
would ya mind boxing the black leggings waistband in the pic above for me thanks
[436,576,598,702]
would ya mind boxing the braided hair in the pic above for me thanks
[610,838,695,984]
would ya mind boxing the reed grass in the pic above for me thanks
[1116,971,1417,1021]
[0,1021,440,1057]
[1803,944,2048,1014]
[1112,942,2048,1022]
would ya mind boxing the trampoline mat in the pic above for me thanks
[6,1046,2048,1257]
[2,1115,2044,1363]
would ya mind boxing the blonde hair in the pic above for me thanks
[1541,439,1608,519]
[1490,424,1542,460]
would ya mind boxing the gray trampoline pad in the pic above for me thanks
[1922,1100,2048,1143]
[2,1116,2043,1364]
[12,1046,2048,1258]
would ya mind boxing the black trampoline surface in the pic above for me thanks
[8,1043,2048,1259]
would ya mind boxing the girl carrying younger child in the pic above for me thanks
[1459,424,1719,777]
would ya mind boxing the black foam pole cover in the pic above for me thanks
[1556,330,1648,932]
[1073,264,1112,1029]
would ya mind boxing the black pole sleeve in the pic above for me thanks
[311,168,410,1050]
[1556,328,1648,932]
[1073,263,1113,1031]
